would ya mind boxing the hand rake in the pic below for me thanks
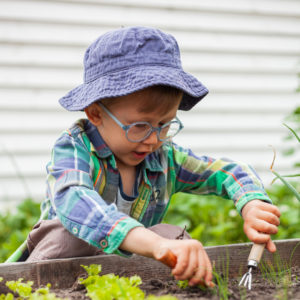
[239,243,265,290]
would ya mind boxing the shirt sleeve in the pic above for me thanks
[46,132,143,254]
[170,144,272,214]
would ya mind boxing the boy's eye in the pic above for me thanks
[133,123,149,129]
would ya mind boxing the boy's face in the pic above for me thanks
[85,88,182,171]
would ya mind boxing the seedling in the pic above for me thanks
[79,264,179,300]
[270,124,300,202]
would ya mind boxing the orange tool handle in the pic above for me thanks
[156,248,177,268]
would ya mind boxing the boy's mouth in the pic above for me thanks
[132,151,148,159]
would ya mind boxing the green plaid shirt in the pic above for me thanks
[6,119,271,262]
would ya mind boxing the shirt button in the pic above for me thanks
[72,227,78,235]
[100,239,108,249]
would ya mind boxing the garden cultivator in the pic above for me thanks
[239,243,265,290]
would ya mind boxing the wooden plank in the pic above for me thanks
[0,239,299,293]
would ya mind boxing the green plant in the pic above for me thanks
[259,254,293,300]
[270,123,300,203]
[164,193,246,246]
[79,264,179,300]
[0,198,40,262]
[212,251,231,300]
[0,278,65,299]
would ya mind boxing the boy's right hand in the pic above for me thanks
[153,239,213,287]
[120,227,213,287]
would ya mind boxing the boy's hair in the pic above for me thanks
[59,27,208,112]
[101,85,183,114]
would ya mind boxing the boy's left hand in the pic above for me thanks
[242,200,281,253]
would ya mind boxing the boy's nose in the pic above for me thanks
[143,131,159,145]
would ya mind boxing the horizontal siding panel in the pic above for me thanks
[1,1,300,34]
[0,67,297,93]
[1,46,299,76]
[53,0,300,17]
[1,20,300,57]
[1,0,300,208]
[0,91,299,114]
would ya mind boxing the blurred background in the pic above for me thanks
[0,0,299,261]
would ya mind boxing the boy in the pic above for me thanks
[9,27,280,287]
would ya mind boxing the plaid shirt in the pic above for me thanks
[6,119,271,262]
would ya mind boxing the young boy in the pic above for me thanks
[9,26,280,287]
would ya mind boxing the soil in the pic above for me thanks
[50,266,300,299]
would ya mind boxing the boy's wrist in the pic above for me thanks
[119,226,166,258]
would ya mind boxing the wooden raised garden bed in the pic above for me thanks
[0,239,300,299]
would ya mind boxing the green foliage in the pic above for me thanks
[271,123,300,206]
[267,184,300,240]
[282,107,300,169]
[164,182,300,246]
[0,199,40,262]
[163,193,246,246]
[259,253,292,286]
[176,280,189,289]
[1,279,64,299]
[79,264,179,300]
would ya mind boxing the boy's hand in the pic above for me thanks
[120,227,213,287]
[242,200,280,252]
[154,239,213,287]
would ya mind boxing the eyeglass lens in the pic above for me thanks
[127,121,181,142]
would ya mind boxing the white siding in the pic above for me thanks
[1,0,300,209]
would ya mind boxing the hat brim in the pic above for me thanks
[59,65,208,111]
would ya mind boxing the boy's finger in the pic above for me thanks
[180,249,198,279]
[171,249,189,277]
[250,219,278,235]
[266,239,277,253]
[189,251,212,286]
[246,227,271,244]
[259,202,281,217]
[255,210,280,226]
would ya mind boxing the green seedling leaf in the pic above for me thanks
[177,280,189,289]
[80,264,147,300]
[271,170,300,202]
[81,264,102,276]
[271,173,300,185]
[283,123,300,143]
[0,293,14,300]
[6,278,33,297]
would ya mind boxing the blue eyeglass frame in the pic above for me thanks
[98,102,183,143]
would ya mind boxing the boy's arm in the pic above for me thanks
[46,131,143,254]
[170,144,280,251]
[171,144,271,213]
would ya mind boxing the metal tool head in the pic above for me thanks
[239,267,253,290]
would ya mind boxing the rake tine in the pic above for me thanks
[244,276,249,288]
[248,272,252,290]
[239,272,248,286]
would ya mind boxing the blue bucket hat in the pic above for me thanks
[59,26,208,111]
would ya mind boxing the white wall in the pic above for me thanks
[0,0,300,209]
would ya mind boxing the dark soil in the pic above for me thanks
[50,266,300,299]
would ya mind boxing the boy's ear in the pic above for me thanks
[84,103,102,126]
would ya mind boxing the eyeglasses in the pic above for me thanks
[98,102,183,143]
